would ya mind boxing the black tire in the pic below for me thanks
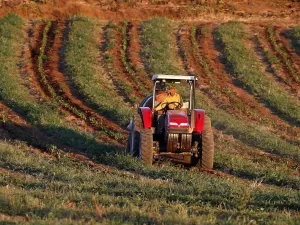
[198,115,214,170]
[127,115,142,157]
[127,131,140,157]
[139,128,153,165]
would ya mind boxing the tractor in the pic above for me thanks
[127,74,214,169]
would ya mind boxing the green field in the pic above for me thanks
[0,14,299,224]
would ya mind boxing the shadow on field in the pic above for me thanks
[0,119,119,158]
[286,29,300,57]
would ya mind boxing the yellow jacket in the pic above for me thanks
[155,93,182,111]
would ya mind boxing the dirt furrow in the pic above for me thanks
[203,24,300,143]
[263,26,300,89]
[41,22,127,141]
[0,101,71,152]
[24,21,49,103]
[176,25,207,83]
[249,25,300,101]
[112,22,145,101]
[22,21,123,145]
[276,27,300,78]
[249,24,300,102]
[127,21,152,92]
[196,24,271,120]
[178,24,299,144]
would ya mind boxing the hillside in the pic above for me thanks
[0,1,300,224]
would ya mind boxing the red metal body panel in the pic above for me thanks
[193,109,205,133]
[139,107,152,129]
[166,110,190,129]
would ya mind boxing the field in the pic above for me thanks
[0,0,299,224]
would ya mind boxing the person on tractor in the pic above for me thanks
[153,86,182,112]
[154,90,167,108]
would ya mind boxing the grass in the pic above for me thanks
[140,17,185,76]
[1,140,300,224]
[65,17,133,126]
[215,21,300,126]
[214,137,299,190]
[1,15,300,224]
[196,91,300,162]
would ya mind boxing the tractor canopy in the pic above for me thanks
[151,74,197,115]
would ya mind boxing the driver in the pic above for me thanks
[154,86,182,111]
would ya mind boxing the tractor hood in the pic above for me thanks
[166,110,190,132]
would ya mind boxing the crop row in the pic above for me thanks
[65,17,133,126]
[37,22,87,119]
[215,21,300,126]
[267,26,300,83]
[0,15,120,158]
[102,21,140,105]
[190,25,265,121]
[37,21,125,141]
[0,15,59,127]
[120,21,149,97]
[126,21,153,91]
[254,34,288,84]
[179,25,298,146]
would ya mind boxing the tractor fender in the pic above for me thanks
[193,109,205,133]
[139,107,152,129]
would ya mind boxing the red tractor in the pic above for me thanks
[127,74,214,169]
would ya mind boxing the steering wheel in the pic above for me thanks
[160,101,182,111]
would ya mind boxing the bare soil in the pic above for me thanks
[110,22,146,101]
[250,25,300,99]
[127,21,152,92]
[0,0,299,23]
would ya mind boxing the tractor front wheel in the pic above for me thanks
[139,128,153,165]
[127,131,140,157]
[198,115,214,170]
[127,115,142,157]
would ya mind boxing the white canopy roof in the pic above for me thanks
[151,74,197,81]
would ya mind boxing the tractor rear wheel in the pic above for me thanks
[139,128,153,165]
[198,115,214,170]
